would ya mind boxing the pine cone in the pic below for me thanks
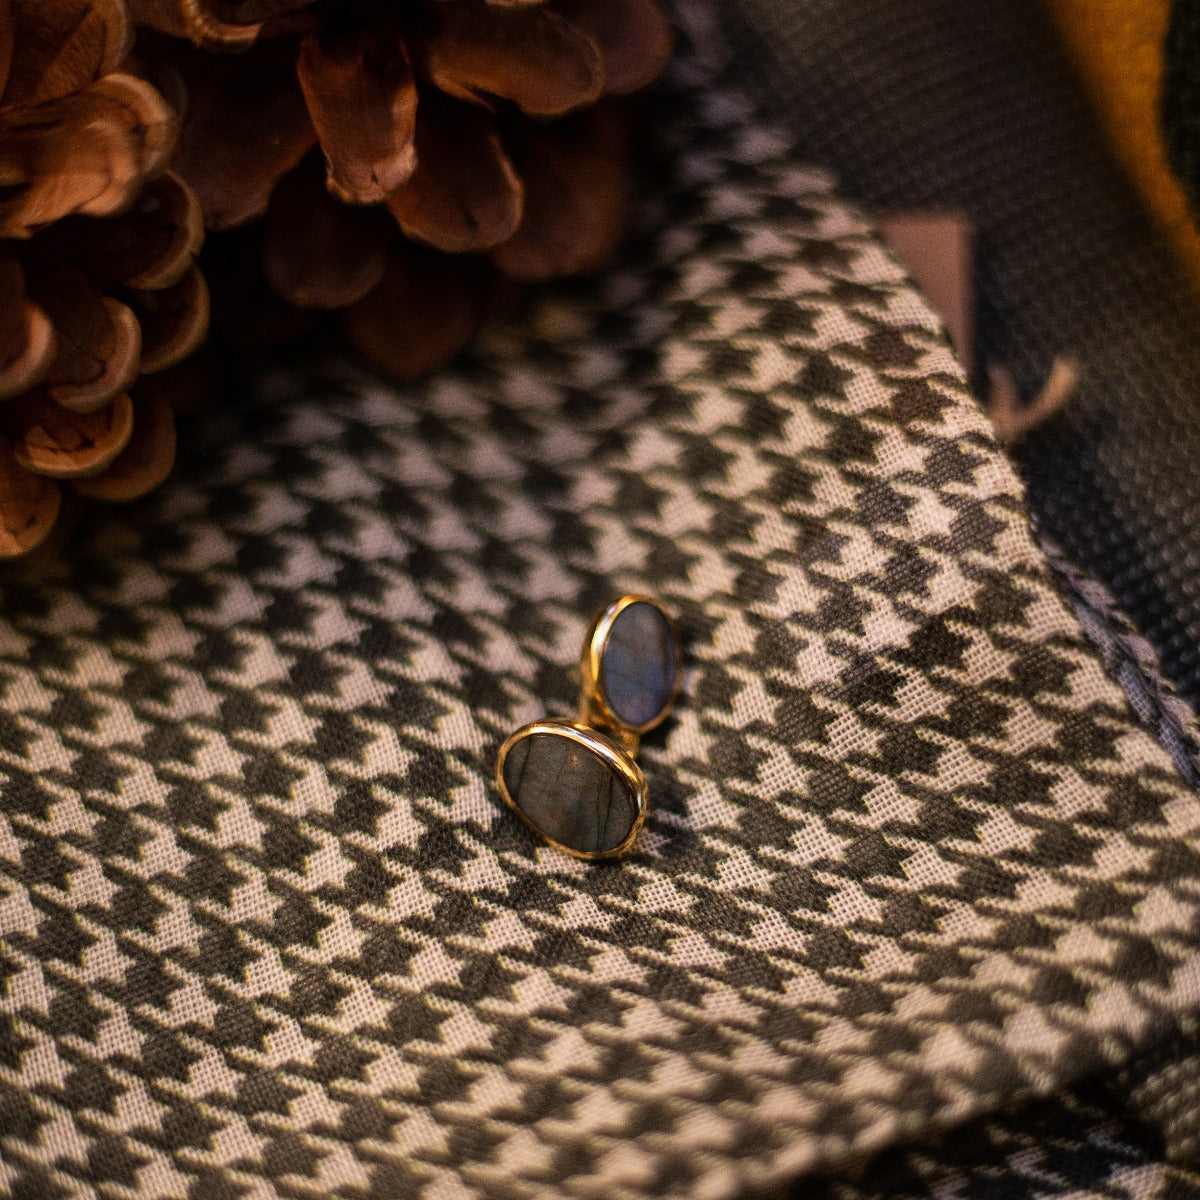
[0,0,207,558]
[132,0,672,378]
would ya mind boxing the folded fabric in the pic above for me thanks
[1120,1015,1200,1168]
[790,1081,1198,1200]
[723,0,1200,717]
[2,11,1200,1199]
[1041,537,1200,790]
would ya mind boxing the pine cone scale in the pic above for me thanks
[345,243,483,381]
[295,31,418,206]
[0,433,61,556]
[50,295,141,412]
[421,4,605,117]
[0,95,136,237]
[94,74,176,178]
[171,45,315,228]
[4,389,134,478]
[0,1,13,100]
[491,102,628,281]
[558,0,672,95]
[386,93,524,254]
[0,252,48,396]
[0,74,175,238]
[72,388,174,500]
[131,260,208,371]
[132,171,206,287]
[29,258,143,412]
[2,0,131,108]
[128,0,312,49]
[264,156,392,309]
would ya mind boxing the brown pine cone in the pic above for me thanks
[0,0,207,559]
[132,0,672,378]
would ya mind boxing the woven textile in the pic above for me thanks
[791,1083,1200,1200]
[1039,538,1200,791]
[1120,1017,1200,1169]
[2,18,1200,1200]
[722,0,1200,712]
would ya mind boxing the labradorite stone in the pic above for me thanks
[600,602,676,728]
[503,732,637,854]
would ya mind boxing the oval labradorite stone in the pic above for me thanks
[502,731,638,855]
[600,601,676,728]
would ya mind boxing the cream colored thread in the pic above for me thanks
[986,357,1080,446]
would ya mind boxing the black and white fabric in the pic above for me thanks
[721,0,1200,712]
[2,14,1200,1200]
[1040,538,1200,791]
[791,1082,1200,1200]
[1119,1016,1200,1169]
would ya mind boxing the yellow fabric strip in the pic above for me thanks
[1043,0,1200,284]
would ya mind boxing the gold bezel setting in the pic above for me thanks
[495,719,649,861]
[578,594,681,740]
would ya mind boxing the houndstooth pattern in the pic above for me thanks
[1040,536,1200,789]
[1118,1014,1200,1168]
[794,1083,1200,1200]
[3,24,1200,1200]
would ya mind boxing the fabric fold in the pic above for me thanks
[719,0,1200,716]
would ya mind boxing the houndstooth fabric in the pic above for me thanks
[1119,1015,1200,1169]
[3,21,1200,1200]
[718,0,1200,713]
[792,1083,1200,1200]
[1039,538,1200,791]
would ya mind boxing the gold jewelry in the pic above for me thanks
[496,595,680,860]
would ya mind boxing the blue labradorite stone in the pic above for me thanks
[600,602,676,728]
[503,732,637,855]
